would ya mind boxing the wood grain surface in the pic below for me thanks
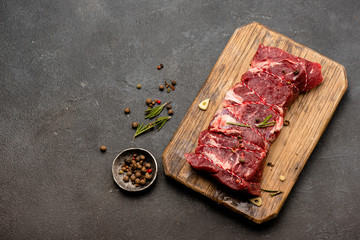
[162,22,347,223]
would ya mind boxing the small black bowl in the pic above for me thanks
[112,148,158,192]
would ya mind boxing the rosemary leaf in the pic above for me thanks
[226,122,251,128]
[261,188,283,197]
[261,188,279,193]
[145,101,171,119]
[270,191,283,197]
[260,115,272,125]
[155,116,171,131]
[255,115,276,128]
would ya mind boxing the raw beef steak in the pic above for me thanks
[184,44,323,196]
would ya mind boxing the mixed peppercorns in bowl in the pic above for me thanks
[112,148,158,192]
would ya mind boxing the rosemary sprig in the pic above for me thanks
[255,115,276,128]
[145,101,171,119]
[226,122,251,128]
[133,122,155,139]
[133,116,171,139]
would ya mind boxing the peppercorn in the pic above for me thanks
[166,105,172,110]
[141,167,147,173]
[123,176,129,182]
[119,170,124,174]
[135,178,140,184]
[145,163,151,168]
[146,169,152,174]
[140,179,146,185]
[146,98,152,105]
[127,171,132,176]
[140,155,145,160]
[170,85,175,91]
[137,164,142,170]
[167,88,171,93]
[157,64,164,70]
[145,172,152,180]
[136,156,140,161]
[171,80,176,85]
[124,108,130,114]
[151,101,155,105]
[168,109,174,115]
[284,120,290,126]
[157,100,161,104]
[135,172,141,178]
[100,145,107,152]
[130,174,136,181]
[149,104,153,108]
[132,122,138,129]
[137,84,142,89]
[159,85,164,91]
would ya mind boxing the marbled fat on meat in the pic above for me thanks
[185,44,323,196]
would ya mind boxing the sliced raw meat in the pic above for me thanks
[185,44,323,196]
[184,153,262,196]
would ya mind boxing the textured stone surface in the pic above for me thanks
[1,0,359,239]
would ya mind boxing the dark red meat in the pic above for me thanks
[185,44,323,196]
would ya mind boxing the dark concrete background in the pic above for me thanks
[1,0,359,239]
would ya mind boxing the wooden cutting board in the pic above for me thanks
[162,22,347,223]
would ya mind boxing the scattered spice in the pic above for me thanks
[137,84,142,89]
[293,70,299,75]
[166,105,172,110]
[279,175,286,182]
[157,64,164,70]
[167,88,171,93]
[157,100,161,104]
[168,109,174,115]
[282,70,286,74]
[159,85,165,91]
[283,120,290,126]
[132,122,138,129]
[171,80,177,85]
[165,81,169,88]
[170,85,175,91]
[267,162,275,167]
[100,145,107,152]
[198,98,210,110]
[146,98,152,105]
[124,107,130,114]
